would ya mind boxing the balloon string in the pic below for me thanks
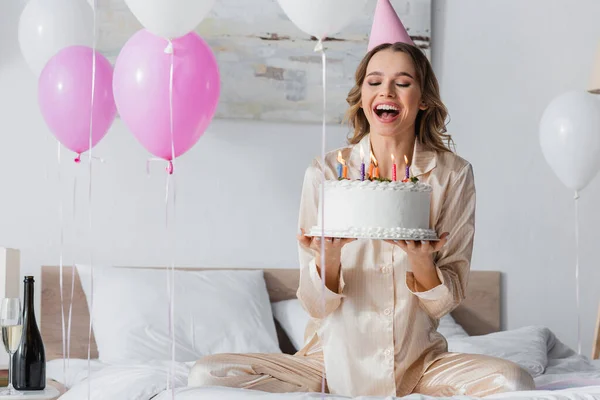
[165,38,176,398]
[574,190,581,355]
[67,175,78,368]
[57,143,66,385]
[314,37,327,397]
[165,172,177,397]
[66,251,75,364]
[87,1,98,398]
[168,44,175,166]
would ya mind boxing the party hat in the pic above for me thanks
[368,0,414,51]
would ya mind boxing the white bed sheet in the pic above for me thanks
[48,327,600,400]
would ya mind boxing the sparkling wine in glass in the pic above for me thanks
[1,298,23,396]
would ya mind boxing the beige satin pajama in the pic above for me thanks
[188,348,534,396]
[188,135,535,397]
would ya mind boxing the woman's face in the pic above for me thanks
[361,49,426,138]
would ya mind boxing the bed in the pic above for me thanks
[39,265,600,399]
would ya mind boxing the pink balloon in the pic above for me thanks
[38,45,117,155]
[113,29,220,160]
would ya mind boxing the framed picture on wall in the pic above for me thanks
[97,0,431,124]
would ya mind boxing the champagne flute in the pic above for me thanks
[1,298,23,396]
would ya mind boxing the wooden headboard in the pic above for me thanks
[41,266,501,361]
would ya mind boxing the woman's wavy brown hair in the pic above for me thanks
[345,42,454,153]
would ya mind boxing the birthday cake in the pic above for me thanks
[308,179,438,240]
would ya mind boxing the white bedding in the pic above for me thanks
[75,266,281,364]
[48,326,600,400]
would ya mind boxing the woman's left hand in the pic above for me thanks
[384,232,450,291]
[384,232,449,261]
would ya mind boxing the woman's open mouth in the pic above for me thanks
[373,103,400,123]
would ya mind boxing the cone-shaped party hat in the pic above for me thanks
[367,0,415,51]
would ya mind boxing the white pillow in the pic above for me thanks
[271,299,469,351]
[447,326,550,377]
[271,299,310,351]
[76,265,281,364]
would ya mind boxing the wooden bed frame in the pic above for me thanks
[593,304,600,360]
[40,266,501,361]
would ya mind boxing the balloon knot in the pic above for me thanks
[74,154,81,163]
[574,191,580,200]
[164,41,174,54]
[166,161,174,175]
[313,39,324,53]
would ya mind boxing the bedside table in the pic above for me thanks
[0,380,63,400]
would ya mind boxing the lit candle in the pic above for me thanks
[360,146,366,181]
[368,151,374,179]
[404,155,410,181]
[372,154,379,179]
[337,151,348,179]
[391,154,397,181]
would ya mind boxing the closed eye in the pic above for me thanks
[367,82,410,87]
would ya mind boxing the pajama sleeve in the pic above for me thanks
[405,163,476,320]
[296,159,345,319]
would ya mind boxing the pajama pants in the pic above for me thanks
[187,350,535,397]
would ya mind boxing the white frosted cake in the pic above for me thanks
[308,179,437,240]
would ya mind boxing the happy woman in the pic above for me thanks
[188,31,535,400]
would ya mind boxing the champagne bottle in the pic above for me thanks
[12,276,46,390]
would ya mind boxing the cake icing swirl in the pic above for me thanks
[308,226,438,240]
[325,179,432,192]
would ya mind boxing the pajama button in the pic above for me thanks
[381,266,391,273]
[384,308,391,316]
[385,349,392,356]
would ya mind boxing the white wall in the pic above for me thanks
[1,0,600,359]
[432,0,600,356]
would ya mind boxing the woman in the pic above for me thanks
[188,42,535,397]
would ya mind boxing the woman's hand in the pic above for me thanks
[297,228,355,293]
[385,232,449,292]
[297,228,355,269]
[384,232,449,261]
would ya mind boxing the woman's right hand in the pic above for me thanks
[297,228,355,292]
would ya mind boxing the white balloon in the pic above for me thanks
[18,0,93,76]
[124,0,216,39]
[539,91,600,192]
[276,0,370,40]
